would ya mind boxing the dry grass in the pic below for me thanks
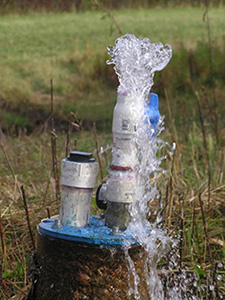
[0,115,224,298]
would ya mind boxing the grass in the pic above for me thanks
[0,6,225,299]
[0,124,224,298]
[0,7,225,131]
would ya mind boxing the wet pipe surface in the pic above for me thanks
[27,231,149,300]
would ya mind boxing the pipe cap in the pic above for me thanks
[68,151,95,163]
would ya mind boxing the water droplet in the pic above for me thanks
[217,274,222,281]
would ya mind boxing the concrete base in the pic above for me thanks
[27,231,149,300]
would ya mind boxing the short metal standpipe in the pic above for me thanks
[59,151,98,228]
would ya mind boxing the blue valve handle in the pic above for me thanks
[146,93,160,137]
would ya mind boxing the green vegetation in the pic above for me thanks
[0,0,224,15]
[0,8,225,132]
[0,6,225,299]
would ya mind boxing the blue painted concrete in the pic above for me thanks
[39,216,138,247]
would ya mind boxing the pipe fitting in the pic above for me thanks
[96,183,107,210]
[59,151,98,228]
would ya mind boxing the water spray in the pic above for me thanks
[96,34,171,232]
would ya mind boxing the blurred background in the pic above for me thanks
[0,1,225,299]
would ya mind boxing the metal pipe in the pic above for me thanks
[59,151,98,228]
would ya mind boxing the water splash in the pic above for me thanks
[107,33,172,96]
[107,34,199,299]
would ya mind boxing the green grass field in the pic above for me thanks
[0,7,225,299]
[0,7,225,131]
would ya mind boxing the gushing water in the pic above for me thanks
[107,33,197,299]
[107,33,172,96]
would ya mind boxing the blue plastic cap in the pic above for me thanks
[149,93,159,110]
